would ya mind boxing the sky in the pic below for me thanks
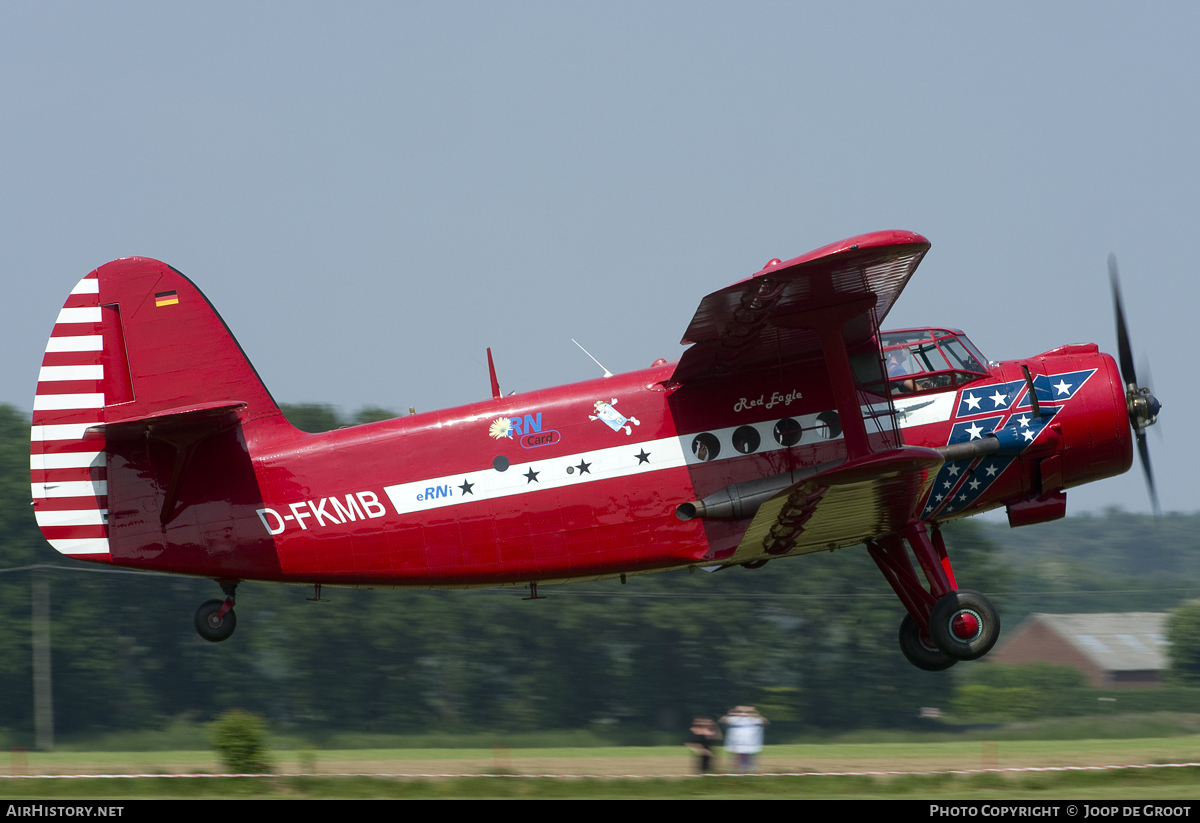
[2,2,1195,516]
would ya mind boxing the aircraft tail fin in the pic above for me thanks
[31,258,284,562]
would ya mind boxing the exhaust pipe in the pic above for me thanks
[676,460,840,521]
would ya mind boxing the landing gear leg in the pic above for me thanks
[194,581,238,642]
[869,523,1000,668]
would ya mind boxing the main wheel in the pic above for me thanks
[929,589,999,660]
[898,614,957,671]
[194,599,237,642]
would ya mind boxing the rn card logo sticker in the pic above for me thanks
[589,399,640,435]
[489,417,512,439]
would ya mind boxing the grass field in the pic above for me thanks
[2,768,1199,800]
[4,730,1200,799]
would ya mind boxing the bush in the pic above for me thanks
[952,663,1089,722]
[953,684,1043,721]
[210,710,273,774]
[961,661,1086,691]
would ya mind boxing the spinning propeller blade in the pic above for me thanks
[1109,254,1138,388]
[1109,253,1162,515]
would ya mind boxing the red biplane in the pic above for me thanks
[30,230,1160,670]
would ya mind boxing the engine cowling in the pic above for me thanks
[997,345,1132,525]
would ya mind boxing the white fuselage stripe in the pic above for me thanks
[382,411,849,517]
[385,435,688,515]
[893,392,956,428]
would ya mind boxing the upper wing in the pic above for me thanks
[672,230,930,383]
[726,447,942,565]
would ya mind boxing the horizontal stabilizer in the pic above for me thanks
[90,401,248,439]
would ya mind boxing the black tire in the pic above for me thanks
[194,599,237,642]
[929,589,1000,661]
[898,614,957,671]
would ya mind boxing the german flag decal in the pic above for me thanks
[155,290,179,308]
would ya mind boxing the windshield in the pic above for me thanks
[880,329,989,396]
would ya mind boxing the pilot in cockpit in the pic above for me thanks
[887,350,918,394]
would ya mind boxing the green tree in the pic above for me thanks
[1167,601,1200,685]
[352,406,396,425]
[0,404,43,739]
[280,403,340,433]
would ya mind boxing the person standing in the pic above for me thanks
[686,717,721,773]
[720,706,768,772]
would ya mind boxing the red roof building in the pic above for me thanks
[990,613,1169,688]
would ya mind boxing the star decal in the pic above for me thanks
[575,460,591,475]
[459,479,474,495]
[932,373,1062,515]
[524,468,540,483]
[635,449,650,464]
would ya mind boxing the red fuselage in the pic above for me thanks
[97,343,1130,587]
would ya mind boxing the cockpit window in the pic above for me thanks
[909,341,951,372]
[880,328,989,397]
[940,338,986,374]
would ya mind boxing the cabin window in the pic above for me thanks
[732,425,761,454]
[692,433,720,462]
[774,418,803,447]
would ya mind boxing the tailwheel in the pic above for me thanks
[898,614,957,671]
[929,589,999,660]
[194,598,237,642]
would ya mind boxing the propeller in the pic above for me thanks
[1108,253,1163,515]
